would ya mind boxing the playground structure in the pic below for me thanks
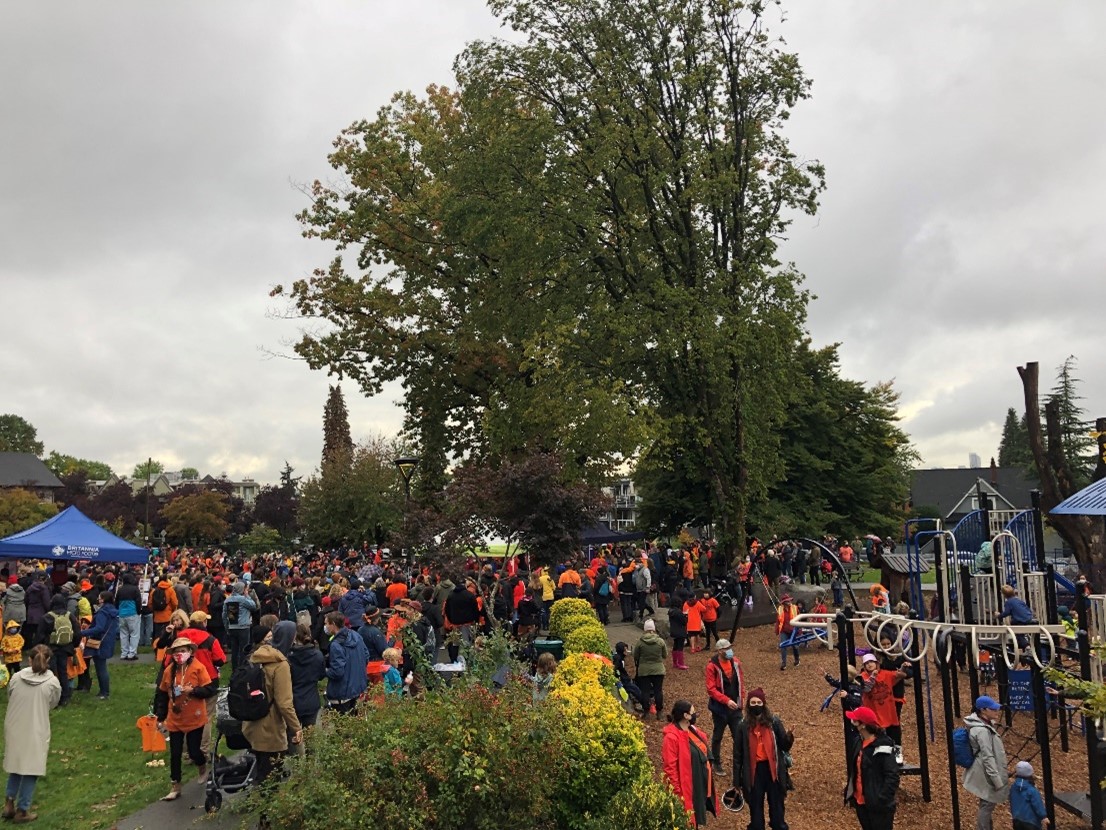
[787,489,1105,829]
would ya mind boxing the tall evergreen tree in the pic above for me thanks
[321,385,354,469]
[1047,355,1096,488]
[997,407,1033,470]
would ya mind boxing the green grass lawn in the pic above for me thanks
[0,658,172,830]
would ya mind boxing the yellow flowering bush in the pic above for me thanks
[563,621,612,657]
[550,652,615,692]
[582,782,692,830]
[550,677,652,828]
[548,598,597,640]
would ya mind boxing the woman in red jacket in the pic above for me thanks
[662,699,717,827]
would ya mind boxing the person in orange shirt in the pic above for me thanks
[858,652,908,761]
[698,590,721,650]
[558,566,582,599]
[732,688,793,830]
[157,638,216,801]
[385,575,409,608]
[684,594,706,653]
[844,705,901,829]
[775,595,799,671]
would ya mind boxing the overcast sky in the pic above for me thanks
[2,1,1103,484]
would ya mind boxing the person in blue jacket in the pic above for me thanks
[81,592,119,700]
[323,611,368,714]
[1010,761,1049,829]
[357,607,390,662]
[337,580,375,626]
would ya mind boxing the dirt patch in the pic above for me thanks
[632,623,1092,830]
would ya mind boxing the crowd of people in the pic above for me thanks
[0,539,1060,830]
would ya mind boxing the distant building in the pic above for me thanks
[598,478,638,531]
[968,452,981,468]
[91,470,261,505]
[0,453,64,502]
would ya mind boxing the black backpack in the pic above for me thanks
[227,662,271,721]
[152,587,169,612]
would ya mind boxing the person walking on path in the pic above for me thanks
[732,687,794,830]
[157,638,216,802]
[662,700,717,828]
[844,705,900,830]
[963,695,1010,830]
[705,638,745,776]
[241,627,302,830]
[3,645,61,824]
[634,618,668,721]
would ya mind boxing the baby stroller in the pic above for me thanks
[204,688,258,813]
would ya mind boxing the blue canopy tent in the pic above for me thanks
[1051,477,1106,516]
[0,505,149,563]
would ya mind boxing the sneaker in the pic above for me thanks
[779,665,786,671]
[97,695,109,700]
[894,746,904,765]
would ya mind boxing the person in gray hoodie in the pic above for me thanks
[963,695,1010,830]
[23,573,51,647]
[1,584,27,627]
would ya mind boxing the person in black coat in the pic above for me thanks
[843,706,901,830]
[40,595,78,707]
[287,622,326,752]
[732,688,793,830]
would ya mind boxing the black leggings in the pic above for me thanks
[704,620,719,647]
[637,674,664,711]
[169,727,205,783]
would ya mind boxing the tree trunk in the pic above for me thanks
[1017,362,1106,587]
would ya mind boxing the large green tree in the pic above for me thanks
[0,415,44,455]
[277,0,822,556]
[996,407,1032,470]
[131,459,164,481]
[298,436,404,548]
[0,489,57,537]
[44,451,113,480]
[321,385,354,469]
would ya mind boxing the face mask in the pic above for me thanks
[724,649,734,660]
[687,713,697,726]
[173,652,189,665]
[748,704,764,717]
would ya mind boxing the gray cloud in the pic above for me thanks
[1,1,1102,484]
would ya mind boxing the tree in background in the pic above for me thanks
[44,451,113,480]
[84,481,138,535]
[1047,355,1097,489]
[275,0,822,558]
[439,451,609,568]
[997,407,1033,471]
[131,459,164,481]
[1017,360,1106,585]
[0,489,57,536]
[0,415,44,455]
[298,435,402,548]
[179,466,200,481]
[321,385,354,469]
[161,489,230,545]
[253,483,299,541]
[238,522,284,553]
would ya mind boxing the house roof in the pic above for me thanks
[910,467,1040,519]
[0,453,63,489]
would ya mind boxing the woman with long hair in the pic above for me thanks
[662,700,716,827]
[732,688,794,830]
[3,645,61,822]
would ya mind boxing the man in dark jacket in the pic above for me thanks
[23,571,52,646]
[844,706,900,830]
[41,594,78,706]
[358,607,390,662]
[444,582,480,645]
[337,580,375,626]
[323,611,368,714]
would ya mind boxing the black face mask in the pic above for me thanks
[687,713,697,726]
[748,704,764,717]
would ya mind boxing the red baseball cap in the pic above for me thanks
[846,706,880,728]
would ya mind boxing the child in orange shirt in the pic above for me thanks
[683,595,706,653]
[698,590,720,650]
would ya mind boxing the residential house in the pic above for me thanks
[598,478,639,531]
[0,452,63,502]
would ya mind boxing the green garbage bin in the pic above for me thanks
[534,638,564,661]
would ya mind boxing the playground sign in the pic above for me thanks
[1007,669,1033,711]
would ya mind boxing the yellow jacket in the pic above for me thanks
[2,633,24,664]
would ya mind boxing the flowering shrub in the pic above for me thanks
[563,621,612,657]
[550,652,616,692]
[581,782,693,830]
[547,598,597,639]
[254,684,565,830]
[550,675,652,828]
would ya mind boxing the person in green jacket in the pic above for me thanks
[634,618,668,720]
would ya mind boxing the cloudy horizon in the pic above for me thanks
[3,1,1103,485]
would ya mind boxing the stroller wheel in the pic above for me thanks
[204,791,222,813]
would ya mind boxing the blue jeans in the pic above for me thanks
[118,615,141,658]
[779,632,799,667]
[140,613,153,647]
[92,656,110,697]
[6,774,37,812]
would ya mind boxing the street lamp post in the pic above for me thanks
[394,456,419,573]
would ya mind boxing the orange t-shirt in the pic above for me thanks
[137,715,167,752]
[386,582,409,607]
[860,669,900,728]
[684,601,704,634]
[752,723,772,763]
[558,570,582,588]
[158,660,212,733]
[700,597,720,623]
